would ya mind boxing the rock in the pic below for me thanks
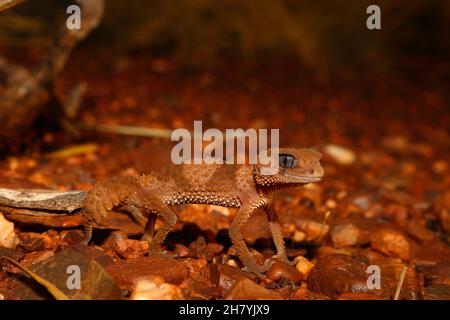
[420,262,450,286]
[324,144,356,165]
[370,229,411,260]
[307,254,387,299]
[293,283,331,300]
[105,255,189,291]
[362,250,423,299]
[188,236,223,261]
[68,244,115,268]
[7,247,123,300]
[424,284,450,300]
[173,243,190,257]
[216,264,257,292]
[17,237,45,253]
[0,247,24,272]
[0,213,19,248]
[405,221,435,242]
[432,160,447,174]
[177,204,234,235]
[130,276,184,300]
[292,230,306,242]
[185,278,221,299]
[114,239,149,259]
[19,232,59,250]
[20,250,56,268]
[330,223,362,248]
[294,219,329,241]
[223,278,283,300]
[60,230,85,245]
[294,256,315,279]
[412,240,450,267]
[352,196,371,211]
[266,260,302,285]
[382,204,409,227]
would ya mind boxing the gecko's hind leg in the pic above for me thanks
[147,206,177,255]
[129,191,178,256]
[141,212,156,243]
[82,175,141,244]
[265,203,290,264]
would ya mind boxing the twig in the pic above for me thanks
[78,123,173,138]
[394,265,408,300]
[0,188,85,211]
[45,143,98,159]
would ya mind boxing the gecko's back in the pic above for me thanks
[148,163,249,207]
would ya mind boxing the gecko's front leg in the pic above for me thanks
[265,202,290,264]
[229,196,270,276]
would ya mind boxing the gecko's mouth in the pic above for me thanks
[283,172,323,182]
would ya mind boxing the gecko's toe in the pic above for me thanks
[261,258,276,271]
[241,261,272,277]
[272,254,293,265]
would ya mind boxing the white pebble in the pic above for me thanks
[0,213,19,248]
[324,144,356,165]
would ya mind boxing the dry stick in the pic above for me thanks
[78,123,173,139]
[394,265,408,300]
[1,256,69,300]
[0,188,85,212]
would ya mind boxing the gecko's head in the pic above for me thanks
[254,148,324,187]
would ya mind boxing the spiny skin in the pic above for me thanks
[82,148,324,275]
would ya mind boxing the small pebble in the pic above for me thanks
[370,229,411,260]
[266,260,302,284]
[324,144,356,165]
[292,230,306,242]
[114,239,149,259]
[0,213,19,248]
[226,259,239,267]
[330,223,361,248]
[174,243,190,257]
[130,276,184,300]
[294,256,315,279]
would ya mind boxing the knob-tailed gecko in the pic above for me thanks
[82,148,324,275]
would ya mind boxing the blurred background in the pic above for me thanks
[0,0,448,162]
[1,0,449,73]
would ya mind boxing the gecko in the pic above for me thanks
[82,148,324,275]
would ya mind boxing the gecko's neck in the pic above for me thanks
[252,167,285,191]
[252,166,308,194]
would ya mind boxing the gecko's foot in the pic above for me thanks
[272,254,294,266]
[242,259,274,277]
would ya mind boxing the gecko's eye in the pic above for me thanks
[279,154,297,169]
